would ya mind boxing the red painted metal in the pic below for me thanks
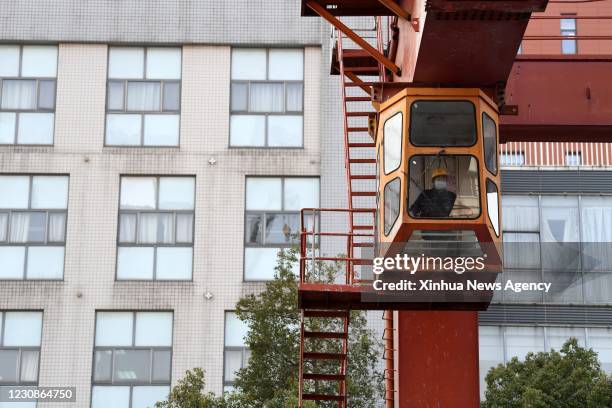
[395,311,480,407]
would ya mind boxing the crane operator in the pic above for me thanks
[409,167,456,218]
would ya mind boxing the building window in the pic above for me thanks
[561,18,577,54]
[244,177,319,280]
[223,312,250,393]
[0,45,57,145]
[106,47,181,146]
[230,48,304,147]
[0,311,42,387]
[500,151,525,166]
[91,311,172,408]
[0,175,68,279]
[565,152,581,166]
[117,176,194,280]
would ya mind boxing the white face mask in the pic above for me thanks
[434,178,447,190]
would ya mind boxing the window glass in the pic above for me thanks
[1,80,37,109]
[0,175,30,208]
[541,196,580,270]
[268,115,302,147]
[503,232,541,269]
[246,178,282,210]
[286,83,303,111]
[38,80,56,109]
[249,83,284,112]
[479,326,504,399]
[0,246,26,278]
[505,326,545,360]
[482,113,497,174]
[589,328,612,372]
[0,212,7,241]
[146,48,181,79]
[4,312,43,347]
[20,350,39,382]
[500,151,525,166]
[114,350,151,381]
[117,247,155,279]
[162,82,180,111]
[268,49,304,80]
[93,350,113,381]
[561,18,577,55]
[127,82,161,111]
[95,312,134,347]
[383,112,402,174]
[486,180,499,236]
[284,178,319,210]
[230,115,266,146]
[0,350,18,382]
[159,177,195,210]
[91,386,130,408]
[105,114,142,145]
[108,81,125,110]
[231,49,267,80]
[31,176,69,209]
[546,327,586,350]
[502,195,539,232]
[384,178,401,235]
[26,246,64,279]
[410,101,476,146]
[119,213,137,243]
[231,83,248,111]
[0,45,20,76]
[152,350,171,382]
[581,196,612,270]
[0,112,17,144]
[143,114,179,146]
[132,386,170,408]
[21,46,58,77]
[120,177,157,210]
[224,349,243,382]
[9,212,46,243]
[156,247,193,280]
[408,155,480,219]
[17,112,54,144]
[109,47,145,79]
[244,247,280,280]
[225,312,249,347]
[175,213,194,243]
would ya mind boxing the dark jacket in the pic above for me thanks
[409,189,457,218]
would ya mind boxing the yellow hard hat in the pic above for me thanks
[431,167,448,180]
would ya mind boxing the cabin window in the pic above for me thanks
[383,112,402,174]
[486,179,500,236]
[408,155,480,219]
[482,113,498,175]
[410,100,476,146]
[384,178,401,235]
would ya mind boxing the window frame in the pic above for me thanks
[0,174,69,280]
[0,311,43,387]
[104,47,182,147]
[243,176,320,281]
[91,311,173,408]
[222,311,250,391]
[0,45,58,146]
[482,112,498,176]
[383,177,401,236]
[560,16,578,55]
[409,100,478,148]
[229,48,305,149]
[383,111,403,175]
[115,176,195,281]
[407,154,482,220]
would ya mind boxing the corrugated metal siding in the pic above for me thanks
[479,304,612,326]
[502,170,612,193]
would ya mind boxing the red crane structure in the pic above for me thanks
[296,1,612,407]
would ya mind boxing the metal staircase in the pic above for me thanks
[298,17,393,407]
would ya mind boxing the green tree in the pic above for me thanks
[156,249,383,408]
[482,338,612,408]
[232,248,383,407]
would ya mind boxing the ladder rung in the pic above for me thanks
[349,158,376,164]
[350,174,376,180]
[344,66,379,73]
[346,96,371,102]
[351,191,376,196]
[348,142,376,148]
[353,225,374,230]
[303,373,345,381]
[304,310,349,318]
[346,111,372,117]
[352,259,373,265]
[344,81,376,87]
[302,393,345,401]
[353,242,374,247]
[347,127,369,132]
[304,331,348,339]
[303,352,347,360]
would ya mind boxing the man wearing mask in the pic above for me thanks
[409,167,457,218]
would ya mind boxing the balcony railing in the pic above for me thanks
[500,142,612,167]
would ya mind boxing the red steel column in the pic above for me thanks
[395,311,480,408]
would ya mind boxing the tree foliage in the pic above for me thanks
[157,249,383,408]
[482,338,612,408]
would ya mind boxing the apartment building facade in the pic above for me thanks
[0,1,610,407]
